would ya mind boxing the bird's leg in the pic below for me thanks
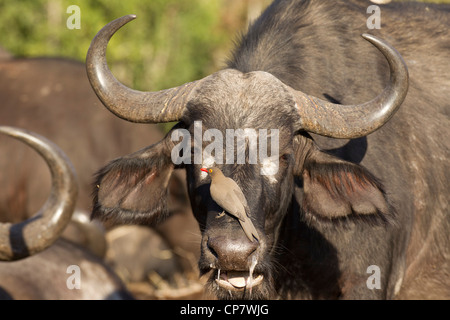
[216,211,226,219]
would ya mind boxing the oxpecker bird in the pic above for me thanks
[201,167,259,242]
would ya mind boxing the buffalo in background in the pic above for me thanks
[0,53,202,298]
[0,126,132,299]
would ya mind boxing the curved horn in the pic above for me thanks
[292,34,409,138]
[0,127,77,261]
[86,15,200,123]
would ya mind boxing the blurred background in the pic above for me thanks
[0,0,273,94]
[1,0,446,98]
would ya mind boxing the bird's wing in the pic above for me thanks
[210,183,246,221]
[221,191,247,221]
[232,187,248,209]
[210,178,258,241]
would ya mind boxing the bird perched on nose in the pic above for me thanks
[201,167,259,242]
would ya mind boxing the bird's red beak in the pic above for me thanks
[200,168,208,173]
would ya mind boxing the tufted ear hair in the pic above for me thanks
[293,135,394,224]
[92,133,175,225]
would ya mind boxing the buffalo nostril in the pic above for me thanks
[207,241,219,259]
[207,235,258,269]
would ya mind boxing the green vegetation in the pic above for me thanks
[0,0,249,91]
[0,0,270,132]
[0,0,447,91]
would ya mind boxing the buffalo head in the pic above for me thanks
[86,15,408,299]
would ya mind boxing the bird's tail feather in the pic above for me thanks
[239,218,259,242]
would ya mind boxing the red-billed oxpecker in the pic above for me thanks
[201,167,259,242]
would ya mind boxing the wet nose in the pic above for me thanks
[207,235,258,270]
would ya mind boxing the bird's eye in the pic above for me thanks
[209,169,213,173]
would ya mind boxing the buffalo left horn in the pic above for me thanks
[291,33,409,139]
[86,14,202,123]
[0,126,77,261]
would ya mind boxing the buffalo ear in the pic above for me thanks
[92,137,175,225]
[297,143,393,224]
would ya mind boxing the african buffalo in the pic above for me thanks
[87,0,449,299]
[0,126,132,299]
[0,57,199,276]
[0,57,162,224]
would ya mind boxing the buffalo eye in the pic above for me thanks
[279,153,291,168]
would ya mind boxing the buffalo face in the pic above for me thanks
[182,70,297,299]
[91,71,393,299]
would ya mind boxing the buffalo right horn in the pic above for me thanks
[0,126,77,261]
[292,34,409,139]
[86,15,202,123]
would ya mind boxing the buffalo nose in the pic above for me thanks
[207,235,258,270]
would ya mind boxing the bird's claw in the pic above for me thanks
[216,211,226,219]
